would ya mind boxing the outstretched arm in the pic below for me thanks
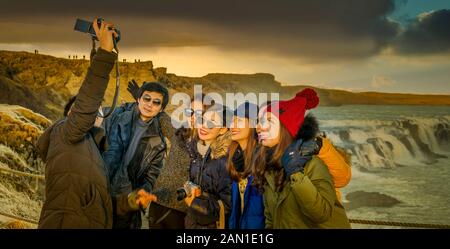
[62,19,118,144]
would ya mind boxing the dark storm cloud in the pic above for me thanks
[0,0,403,60]
[393,9,450,55]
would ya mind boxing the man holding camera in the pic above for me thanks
[36,19,155,228]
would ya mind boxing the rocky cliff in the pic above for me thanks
[1,50,450,121]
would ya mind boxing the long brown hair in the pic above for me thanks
[253,124,293,193]
[226,127,258,182]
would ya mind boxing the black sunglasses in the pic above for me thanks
[142,95,162,106]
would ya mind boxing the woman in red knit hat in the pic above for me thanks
[253,88,351,228]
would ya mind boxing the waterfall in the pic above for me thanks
[320,115,450,169]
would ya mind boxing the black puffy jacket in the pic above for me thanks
[184,131,232,229]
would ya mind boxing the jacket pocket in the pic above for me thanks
[81,184,97,208]
[81,185,107,228]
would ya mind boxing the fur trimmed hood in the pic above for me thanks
[296,113,320,141]
[210,130,232,159]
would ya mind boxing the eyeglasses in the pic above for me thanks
[141,94,162,106]
[184,108,203,117]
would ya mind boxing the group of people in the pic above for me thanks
[36,19,352,229]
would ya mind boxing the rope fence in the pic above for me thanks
[0,166,44,192]
[1,168,450,229]
[0,167,44,179]
[348,218,450,229]
[0,210,39,225]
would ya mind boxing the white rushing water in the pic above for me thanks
[310,105,450,226]
[319,116,450,169]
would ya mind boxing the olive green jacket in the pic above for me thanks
[263,156,351,229]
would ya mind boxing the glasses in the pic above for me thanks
[184,108,203,117]
[141,94,162,106]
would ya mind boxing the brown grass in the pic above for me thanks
[1,220,34,229]
[15,109,50,129]
[0,112,42,154]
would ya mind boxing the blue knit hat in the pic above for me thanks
[233,101,259,127]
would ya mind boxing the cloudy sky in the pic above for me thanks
[0,0,449,94]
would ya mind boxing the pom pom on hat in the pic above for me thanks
[266,88,320,138]
[296,88,319,110]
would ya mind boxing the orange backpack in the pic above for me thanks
[317,137,352,203]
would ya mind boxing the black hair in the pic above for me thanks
[138,82,169,109]
[234,101,259,122]
[64,95,77,117]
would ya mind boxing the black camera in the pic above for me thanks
[176,181,200,201]
[74,18,121,43]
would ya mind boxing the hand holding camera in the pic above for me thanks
[73,17,121,119]
[74,17,120,52]
[177,181,201,206]
[91,18,119,52]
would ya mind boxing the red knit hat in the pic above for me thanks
[267,88,319,138]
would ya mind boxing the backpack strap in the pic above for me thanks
[216,199,225,229]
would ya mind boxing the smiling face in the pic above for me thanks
[137,91,163,122]
[230,116,251,148]
[197,110,227,145]
[257,107,281,148]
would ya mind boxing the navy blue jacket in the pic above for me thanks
[228,175,265,229]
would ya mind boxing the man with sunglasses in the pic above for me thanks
[103,82,169,229]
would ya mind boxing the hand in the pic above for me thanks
[128,189,157,210]
[184,186,201,207]
[281,139,313,177]
[127,79,141,100]
[92,18,118,52]
[136,189,157,209]
[299,137,322,156]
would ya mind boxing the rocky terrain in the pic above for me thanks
[0,104,50,228]
[1,50,450,121]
